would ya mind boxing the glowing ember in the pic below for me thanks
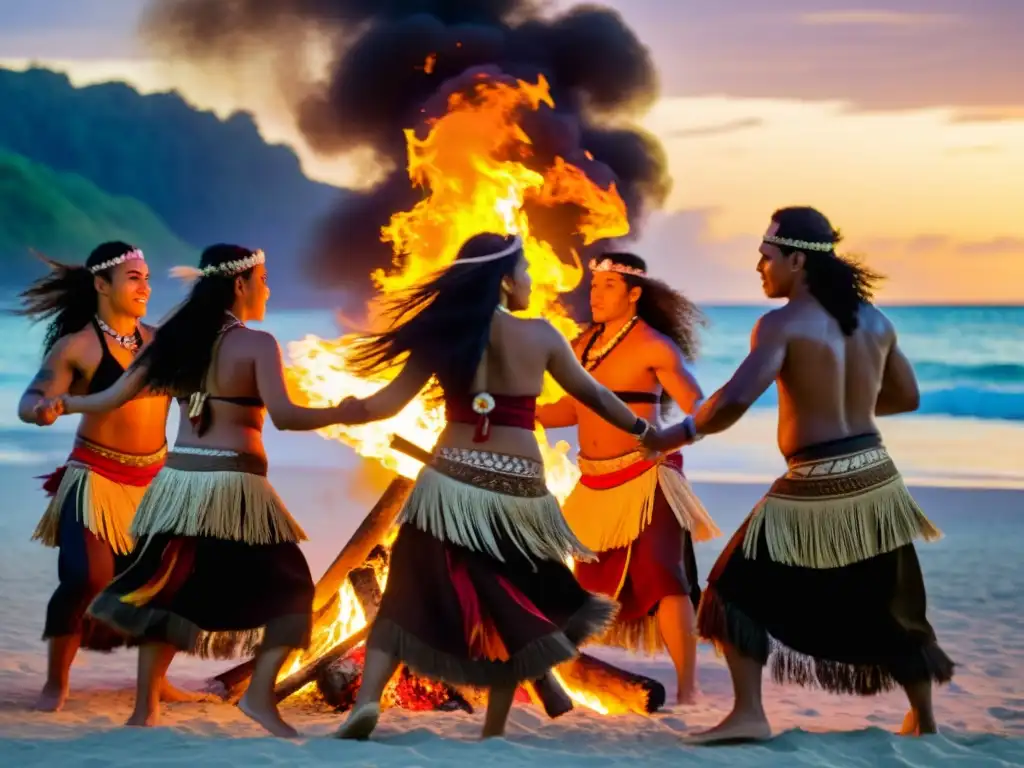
[283,73,631,712]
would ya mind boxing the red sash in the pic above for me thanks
[39,442,166,497]
[579,451,682,490]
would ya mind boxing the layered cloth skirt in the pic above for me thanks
[367,446,619,687]
[698,433,955,694]
[561,450,721,654]
[34,437,166,648]
[86,448,314,658]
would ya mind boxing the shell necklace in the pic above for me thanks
[581,315,638,371]
[95,316,141,352]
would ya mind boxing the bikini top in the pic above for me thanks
[88,318,143,394]
[178,319,265,435]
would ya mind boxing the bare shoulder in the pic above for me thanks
[752,306,794,340]
[239,327,279,352]
[859,302,894,335]
[58,326,99,361]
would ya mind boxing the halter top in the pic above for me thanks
[88,318,142,394]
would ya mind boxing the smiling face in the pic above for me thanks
[96,259,151,319]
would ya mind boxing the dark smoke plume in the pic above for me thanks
[141,0,672,308]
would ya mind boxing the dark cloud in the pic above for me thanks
[138,0,672,303]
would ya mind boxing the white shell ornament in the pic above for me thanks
[472,393,496,414]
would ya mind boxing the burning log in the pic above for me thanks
[555,654,666,715]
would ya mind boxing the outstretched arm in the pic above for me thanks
[650,338,704,414]
[253,332,351,431]
[544,322,644,435]
[18,338,76,425]
[536,397,578,428]
[650,312,787,450]
[338,359,432,425]
[62,363,150,415]
[876,329,919,416]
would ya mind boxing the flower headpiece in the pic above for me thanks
[588,257,647,277]
[89,248,145,274]
[169,249,266,285]
[762,234,835,253]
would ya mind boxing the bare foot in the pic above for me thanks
[238,692,299,738]
[332,703,380,740]
[125,709,159,727]
[34,682,68,713]
[676,686,701,706]
[160,680,218,703]
[682,709,772,745]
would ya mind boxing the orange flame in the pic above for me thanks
[283,74,631,712]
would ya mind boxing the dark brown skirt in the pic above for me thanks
[88,533,313,658]
[368,522,618,688]
[698,433,954,695]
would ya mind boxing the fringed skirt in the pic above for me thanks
[86,448,314,658]
[563,450,719,654]
[698,433,955,695]
[368,446,619,687]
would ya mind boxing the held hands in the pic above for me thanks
[638,415,701,454]
[334,396,369,425]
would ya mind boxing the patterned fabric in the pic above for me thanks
[432,447,549,498]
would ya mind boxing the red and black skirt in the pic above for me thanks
[367,446,618,687]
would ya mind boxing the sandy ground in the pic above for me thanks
[1,463,1022,766]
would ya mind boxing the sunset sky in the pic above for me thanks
[2,0,1021,303]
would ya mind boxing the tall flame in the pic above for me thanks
[284,73,632,712]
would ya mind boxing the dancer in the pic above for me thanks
[651,206,954,743]
[330,233,657,740]
[14,242,195,712]
[46,244,347,737]
[536,252,719,704]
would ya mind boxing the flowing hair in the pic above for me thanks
[133,244,258,394]
[12,241,136,355]
[346,233,522,393]
[770,206,884,335]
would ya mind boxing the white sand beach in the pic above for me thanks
[1,463,1022,767]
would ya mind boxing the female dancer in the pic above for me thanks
[330,232,659,740]
[14,242,184,711]
[49,244,351,737]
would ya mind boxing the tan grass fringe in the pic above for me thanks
[32,467,145,555]
[742,475,942,569]
[562,463,721,552]
[399,466,593,566]
[129,468,307,544]
[590,614,664,655]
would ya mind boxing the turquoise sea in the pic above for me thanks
[1,305,1022,488]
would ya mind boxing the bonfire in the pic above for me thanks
[212,72,665,717]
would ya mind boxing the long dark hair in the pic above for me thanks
[595,252,705,362]
[134,244,257,394]
[770,206,883,335]
[13,241,136,355]
[346,233,521,393]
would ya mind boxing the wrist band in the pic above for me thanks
[629,416,649,437]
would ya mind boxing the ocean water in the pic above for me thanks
[1,305,1022,487]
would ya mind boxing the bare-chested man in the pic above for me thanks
[651,206,954,743]
[16,242,204,711]
[537,253,720,704]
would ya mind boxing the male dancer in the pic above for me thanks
[17,242,202,711]
[537,252,720,704]
[653,206,953,742]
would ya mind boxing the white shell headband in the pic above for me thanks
[169,249,266,284]
[89,248,145,274]
[454,235,523,265]
[762,234,835,252]
[589,257,647,277]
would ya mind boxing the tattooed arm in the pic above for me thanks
[18,337,78,426]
